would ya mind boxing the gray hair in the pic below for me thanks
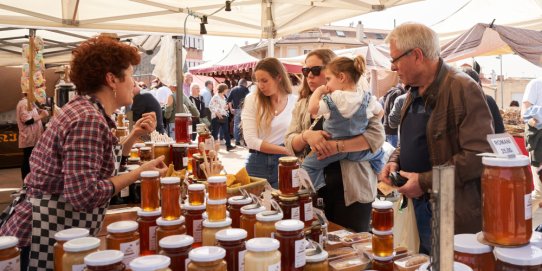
[238,78,248,87]
[190,82,200,91]
[385,23,440,60]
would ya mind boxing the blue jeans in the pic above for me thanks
[386,134,399,148]
[211,117,231,147]
[233,110,242,143]
[245,151,284,188]
[167,122,175,138]
[413,196,432,254]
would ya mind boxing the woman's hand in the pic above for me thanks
[132,112,156,137]
[138,155,168,176]
[304,130,333,157]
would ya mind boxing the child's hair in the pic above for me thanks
[325,55,366,83]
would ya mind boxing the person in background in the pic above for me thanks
[16,92,48,181]
[388,93,407,131]
[131,82,165,133]
[379,23,493,254]
[510,100,520,107]
[227,78,250,146]
[242,58,296,188]
[151,78,172,106]
[382,82,405,147]
[201,80,213,108]
[163,85,200,138]
[182,72,193,97]
[137,81,155,98]
[0,35,167,270]
[189,83,206,140]
[209,83,235,151]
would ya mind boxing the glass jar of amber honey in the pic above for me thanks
[106,221,140,266]
[115,127,128,139]
[206,199,227,222]
[172,143,189,170]
[207,176,227,200]
[454,234,495,271]
[137,208,161,256]
[202,218,232,246]
[156,217,187,248]
[372,229,394,257]
[154,143,171,166]
[227,196,253,228]
[278,156,300,195]
[298,190,314,228]
[494,245,542,271]
[187,246,227,271]
[84,250,126,271]
[54,228,89,271]
[175,113,192,144]
[159,235,193,271]
[161,177,182,220]
[240,204,266,240]
[187,143,199,173]
[372,255,394,271]
[140,171,160,211]
[140,147,153,162]
[255,211,283,238]
[62,237,101,271]
[129,255,171,271]
[279,195,300,220]
[183,204,206,248]
[275,219,306,271]
[216,228,247,271]
[304,249,328,271]
[130,148,139,159]
[188,184,206,206]
[482,155,532,246]
[0,236,19,271]
[371,200,394,232]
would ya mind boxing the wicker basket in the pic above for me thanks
[227,176,268,197]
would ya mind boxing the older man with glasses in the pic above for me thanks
[379,23,493,254]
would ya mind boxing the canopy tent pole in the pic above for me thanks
[175,37,185,114]
[26,28,36,110]
[499,54,504,108]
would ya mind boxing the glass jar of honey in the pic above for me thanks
[140,171,160,211]
[172,143,189,170]
[129,255,171,271]
[227,196,253,228]
[309,221,324,247]
[278,156,300,195]
[140,147,153,162]
[454,234,495,271]
[495,245,542,271]
[298,190,314,228]
[197,124,214,154]
[371,200,394,232]
[216,228,247,271]
[275,219,306,271]
[240,204,267,239]
[192,154,206,180]
[106,221,140,266]
[187,143,199,173]
[372,255,394,271]
[116,127,128,139]
[161,177,182,220]
[130,148,139,159]
[137,208,161,256]
[372,229,394,257]
[202,211,230,221]
[128,157,141,166]
[175,113,193,144]
[134,142,146,150]
[255,211,283,238]
[207,176,227,200]
[159,235,193,271]
[183,203,206,248]
[154,143,171,166]
[63,237,101,271]
[0,236,19,271]
[244,238,281,271]
[188,184,206,206]
[202,218,232,246]
[187,246,227,271]
[206,199,227,222]
[54,228,89,271]
[84,250,126,271]
[304,249,328,271]
[279,195,300,220]
[482,155,533,246]
[156,216,187,248]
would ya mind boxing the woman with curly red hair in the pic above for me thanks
[0,35,167,270]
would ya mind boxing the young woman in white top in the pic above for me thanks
[241,57,296,188]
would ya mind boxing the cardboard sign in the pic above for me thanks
[487,133,521,157]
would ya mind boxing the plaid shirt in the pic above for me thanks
[0,96,116,247]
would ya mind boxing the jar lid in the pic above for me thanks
[297,189,310,196]
[372,200,393,210]
[85,250,124,266]
[128,157,141,161]
[305,249,328,262]
[207,176,227,183]
[372,229,393,236]
[202,211,230,220]
[228,196,252,205]
[107,220,139,233]
[140,171,159,178]
[246,238,280,252]
[454,234,492,254]
[275,219,304,231]
[54,228,90,241]
[279,156,298,163]
[130,148,139,152]
[63,237,101,252]
[144,141,154,146]
[172,143,189,148]
[140,146,152,151]
[189,143,199,148]
[159,234,194,249]
[256,211,283,222]
[494,245,542,266]
[373,255,394,261]
[134,143,146,148]
[482,155,530,167]
[531,231,542,248]
[129,255,171,271]
[0,236,18,250]
[161,177,180,184]
[176,113,192,117]
[279,195,299,201]
[126,165,140,171]
[189,246,226,262]
[156,216,185,226]
[202,218,232,228]
[189,184,206,191]
[207,198,227,205]
[240,204,266,215]
[183,203,206,210]
[454,262,474,271]
[216,228,247,241]
[154,142,170,147]
[137,208,162,217]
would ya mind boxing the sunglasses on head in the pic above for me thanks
[301,66,324,77]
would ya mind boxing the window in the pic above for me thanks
[375,33,385,40]
[303,49,311,55]
[336,31,345,37]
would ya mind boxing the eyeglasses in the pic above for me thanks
[301,66,324,77]
[390,49,413,64]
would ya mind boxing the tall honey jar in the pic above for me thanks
[140,147,153,162]
[227,196,253,228]
[0,236,20,271]
[279,195,300,220]
[156,216,187,249]
[154,143,171,166]
[278,156,300,195]
[137,208,161,256]
[275,219,306,271]
[187,246,227,271]
[298,190,314,227]
[159,235,193,271]
[106,221,140,267]
[183,203,206,248]
[240,204,266,239]
[202,218,232,246]
[54,228,90,271]
[84,250,126,271]
[172,143,189,170]
[244,238,281,271]
[161,177,182,220]
[175,113,193,144]
[206,199,227,222]
[494,245,542,271]
[216,228,247,271]
[207,176,227,200]
[482,155,533,246]
[255,211,283,238]
[62,237,101,271]
[371,200,394,232]
[141,171,160,211]
[129,255,171,271]
[372,229,394,257]
[454,234,495,271]
[197,123,214,154]
[188,184,206,206]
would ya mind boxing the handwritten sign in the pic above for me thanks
[487,133,521,157]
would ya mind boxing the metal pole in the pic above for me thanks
[175,37,185,113]
[499,55,504,108]
[431,165,455,271]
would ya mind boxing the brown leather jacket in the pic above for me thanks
[388,59,494,233]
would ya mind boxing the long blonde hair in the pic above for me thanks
[253,57,292,135]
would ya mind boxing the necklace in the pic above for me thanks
[273,95,287,116]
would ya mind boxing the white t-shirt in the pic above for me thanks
[155,86,173,105]
[523,77,542,107]
[317,90,382,119]
[241,93,297,150]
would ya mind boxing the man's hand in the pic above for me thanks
[397,171,424,198]
[379,162,398,186]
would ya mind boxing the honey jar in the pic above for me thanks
[106,221,140,266]
[140,147,153,162]
[372,255,394,271]
[129,255,171,271]
[137,208,161,256]
[62,237,101,271]
[154,143,171,166]
[183,203,206,247]
[128,157,141,165]
[187,246,227,271]
[188,184,206,206]
[202,218,232,246]
[84,250,126,271]
[116,127,128,139]
[140,171,160,211]
[192,154,206,180]
[454,233,495,271]
[244,238,281,271]
[278,156,300,195]
[482,155,533,246]
[304,249,328,271]
[227,196,253,228]
[207,176,227,200]
[159,235,194,271]
[279,195,300,220]
[216,228,247,271]
[54,228,90,271]
[298,190,314,227]
[206,199,227,222]
[161,177,182,220]
[372,229,394,257]
[0,236,20,271]
[156,216,187,248]
[240,204,266,239]
[202,211,230,221]
[495,245,542,271]
[172,143,189,170]
[371,200,394,232]
[255,211,283,238]
[186,144,199,173]
[130,148,139,159]
[275,219,306,271]
[175,113,193,144]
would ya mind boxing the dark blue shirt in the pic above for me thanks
[131,93,165,133]
[227,85,250,109]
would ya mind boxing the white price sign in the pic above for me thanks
[487,133,521,156]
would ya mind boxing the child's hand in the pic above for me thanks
[315,85,330,95]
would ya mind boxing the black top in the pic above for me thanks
[189,95,206,118]
[383,85,406,135]
[485,95,505,133]
[131,93,165,133]
[227,85,250,109]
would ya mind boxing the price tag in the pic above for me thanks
[487,133,521,157]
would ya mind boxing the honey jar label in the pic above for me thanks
[294,239,306,268]
[292,207,300,220]
[526,194,533,220]
[0,256,20,271]
[120,240,140,265]
[304,202,313,221]
[239,249,246,271]
[268,262,280,271]
[149,226,157,250]
[292,169,300,188]
[121,186,130,197]
[193,219,203,242]
[204,138,214,151]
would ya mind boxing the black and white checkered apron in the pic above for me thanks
[28,144,123,271]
